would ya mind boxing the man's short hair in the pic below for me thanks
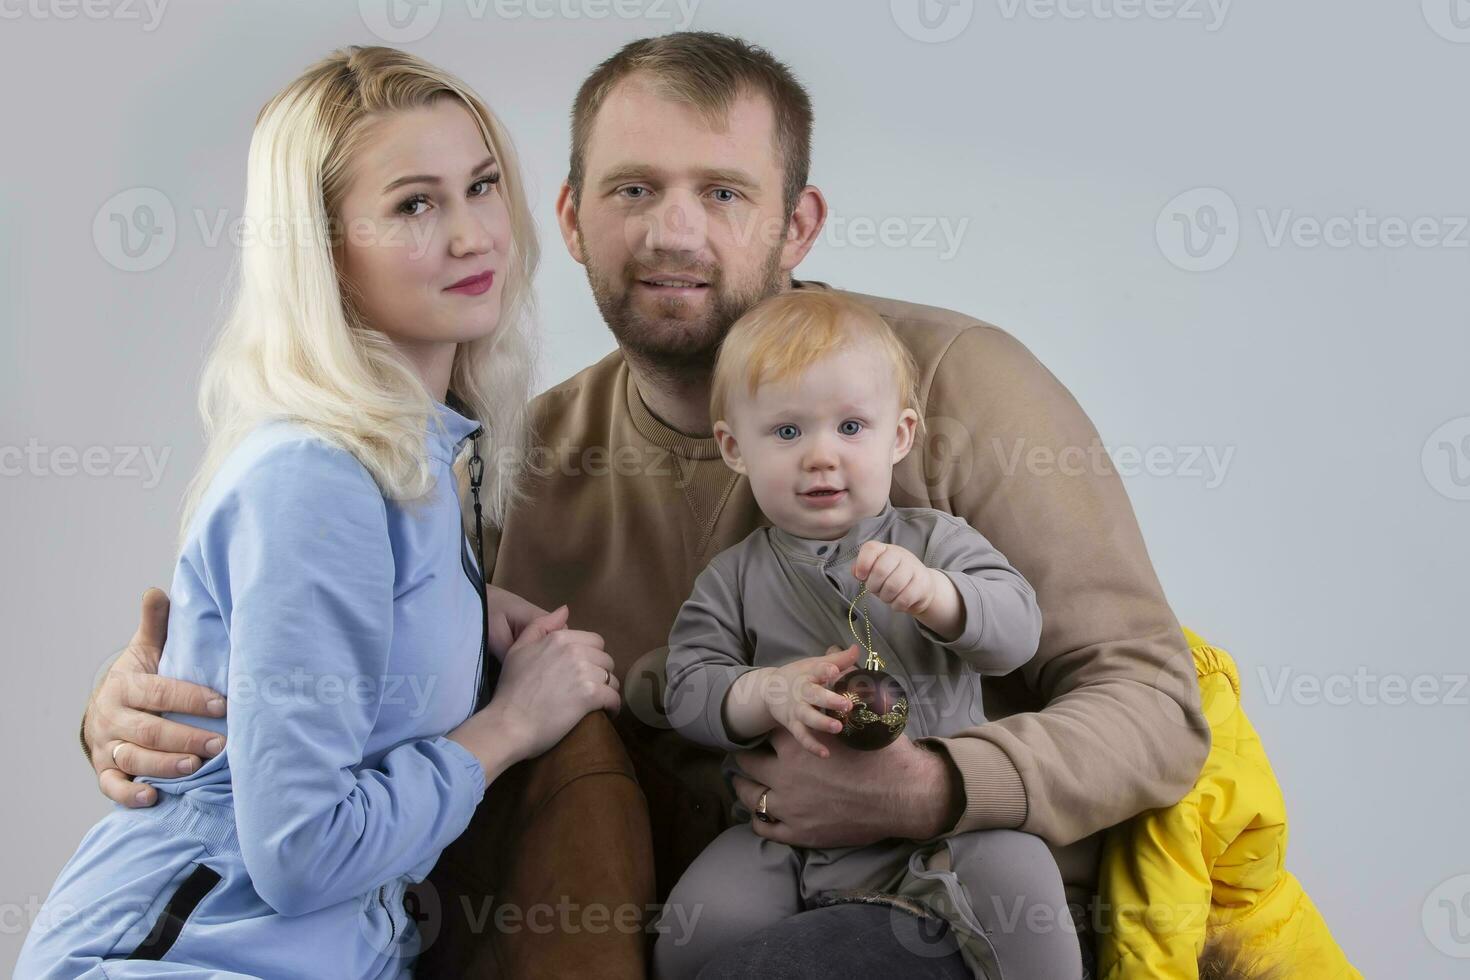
[710,290,923,431]
[569,31,813,217]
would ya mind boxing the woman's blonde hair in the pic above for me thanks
[178,45,539,545]
[709,290,923,432]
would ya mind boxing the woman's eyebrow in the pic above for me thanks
[381,155,498,194]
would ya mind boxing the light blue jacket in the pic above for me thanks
[19,401,492,978]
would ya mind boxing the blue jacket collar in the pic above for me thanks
[427,398,481,464]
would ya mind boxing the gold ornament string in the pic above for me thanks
[846,585,886,671]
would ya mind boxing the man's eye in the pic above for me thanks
[839,420,864,436]
[775,424,800,441]
[621,186,649,200]
[711,188,737,204]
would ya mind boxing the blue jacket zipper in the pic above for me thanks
[462,427,495,712]
[377,884,396,946]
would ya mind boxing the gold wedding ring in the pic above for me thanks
[755,788,774,823]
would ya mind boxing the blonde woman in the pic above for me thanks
[19,46,620,978]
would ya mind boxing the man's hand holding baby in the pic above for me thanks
[853,541,965,641]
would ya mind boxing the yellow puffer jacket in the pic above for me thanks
[1096,628,1361,979]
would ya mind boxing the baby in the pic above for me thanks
[653,289,1082,979]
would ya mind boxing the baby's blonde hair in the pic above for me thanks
[710,290,923,429]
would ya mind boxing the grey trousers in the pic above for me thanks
[653,823,1082,980]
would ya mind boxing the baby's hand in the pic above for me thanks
[764,645,862,758]
[853,541,938,616]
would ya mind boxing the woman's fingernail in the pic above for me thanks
[176,757,196,774]
[204,737,224,754]
[206,698,226,715]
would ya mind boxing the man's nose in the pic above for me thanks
[638,191,708,254]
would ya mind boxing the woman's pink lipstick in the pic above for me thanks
[445,270,495,296]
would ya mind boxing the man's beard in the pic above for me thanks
[582,242,786,380]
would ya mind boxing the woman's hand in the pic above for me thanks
[762,645,861,759]
[448,605,621,776]
[484,585,549,660]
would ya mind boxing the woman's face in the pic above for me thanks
[334,98,511,382]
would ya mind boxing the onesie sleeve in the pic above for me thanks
[917,515,1042,675]
[663,555,767,753]
[197,435,487,917]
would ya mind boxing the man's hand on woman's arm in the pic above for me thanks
[82,588,227,808]
[83,583,545,810]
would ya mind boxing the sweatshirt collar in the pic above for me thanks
[427,397,481,464]
[620,278,832,462]
[624,364,723,460]
[769,500,898,565]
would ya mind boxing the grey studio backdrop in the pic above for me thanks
[2,1,1467,976]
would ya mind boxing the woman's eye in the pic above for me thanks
[775,424,800,441]
[471,173,501,195]
[839,420,864,436]
[397,194,430,217]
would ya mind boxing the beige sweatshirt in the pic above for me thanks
[478,281,1209,903]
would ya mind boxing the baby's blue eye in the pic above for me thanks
[775,424,800,441]
[839,420,864,436]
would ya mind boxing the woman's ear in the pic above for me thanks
[714,420,747,475]
[891,408,920,465]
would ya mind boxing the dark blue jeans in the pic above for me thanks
[694,902,1096,980]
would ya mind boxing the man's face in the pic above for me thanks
[714,339,919,541]
[564,76,796,373]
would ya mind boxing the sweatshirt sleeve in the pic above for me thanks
[198,436,487,917]
[915,516,1042,674]
[662,556,766,753]
[915,325,1209,846]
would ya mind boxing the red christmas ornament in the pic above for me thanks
[826,586,909,751]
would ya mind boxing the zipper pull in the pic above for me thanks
[467,427,485,506]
